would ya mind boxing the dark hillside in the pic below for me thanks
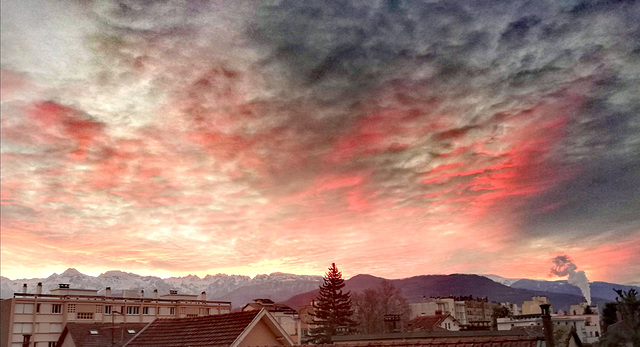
[283,274,601,313]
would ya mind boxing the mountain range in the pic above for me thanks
[2,269,637,312]
[0,268,323,308]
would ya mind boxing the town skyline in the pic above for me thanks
[2,1,639,284]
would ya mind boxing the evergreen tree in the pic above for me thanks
[305,263,357,344]
[599,289,640,347]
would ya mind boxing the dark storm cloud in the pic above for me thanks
[250,0,640,203]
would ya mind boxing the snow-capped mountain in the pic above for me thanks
[481,274,523,287]
[1,268,323,308]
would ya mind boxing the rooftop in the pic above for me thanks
[124,310,261,347]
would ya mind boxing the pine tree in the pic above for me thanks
[305,263,357,344]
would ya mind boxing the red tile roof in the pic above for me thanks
[318,335,542,347]
[124,310,260,347]
[57,322,149,347]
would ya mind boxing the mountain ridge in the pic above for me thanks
[2,269,637,312]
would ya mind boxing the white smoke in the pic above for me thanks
[551,255,591,305]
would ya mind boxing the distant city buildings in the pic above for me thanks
[409,296,504,329]
[0,282,603,347]
[496,297,600,344]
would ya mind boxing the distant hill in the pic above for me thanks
[283,274,610,313]
[510,279,640,302]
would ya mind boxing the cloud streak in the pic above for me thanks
[2,0,639,282]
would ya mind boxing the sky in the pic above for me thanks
[1,0,639,283]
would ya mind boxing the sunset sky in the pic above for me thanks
[2,0,639,283]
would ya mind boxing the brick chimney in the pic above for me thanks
[36,282,42,295]
[22,283,27,294]
[540,304,555,347]
[201,291,206,301]
[105,287,112,297]
[153,289,158,299]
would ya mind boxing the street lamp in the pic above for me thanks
[111,310,125,347]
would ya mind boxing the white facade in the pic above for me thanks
[410,298,467,325]
[496,314,601,344]
[1,284,231,347]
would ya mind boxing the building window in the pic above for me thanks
[68,304,76,313]
[209,308,219,315]
[169,307,175,315]
[50,324,63,333]
[105,305,112,314]
[95,305,103,313]
[199,308,207,316]
[48,342,57,347]
[127,306,140,315]
[77,312,94,320]
[14,304,34,314]
[179,307,186,315]
[51,304,62,314]
[143,306,155,315]
[37,304,41,313]
[13,323,32,334]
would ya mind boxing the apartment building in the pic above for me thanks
[410,296,504,328]
[1,283,231,347]
[496,313,601,344]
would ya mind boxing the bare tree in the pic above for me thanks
[352,281,410,334]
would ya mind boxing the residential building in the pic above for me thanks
[1,283,231,347]
[496,313,601,344]
[407,313,462,332]
[297,303,315,342]
[123,308,294,347]
[410,296,499,328]
[242,299,301,343]
[522,296,553,315]
[410,297,467,324]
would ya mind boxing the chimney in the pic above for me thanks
[540,304,555,347]
[153,289,158,299]
[140,290,144,298]
[105,287,112,297]
[22,334,31,347]
[201,291,206,301]
[22,283,27,294]
[36,282,42,295]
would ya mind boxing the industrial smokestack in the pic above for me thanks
[36,282,42,295]
[551,255,591,305]
[540,304,555,347]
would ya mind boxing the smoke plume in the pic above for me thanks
[551,255,591,305]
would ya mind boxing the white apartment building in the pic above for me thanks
[1,283,232,347]
[410,298,467,324]
[496,313,601,344]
